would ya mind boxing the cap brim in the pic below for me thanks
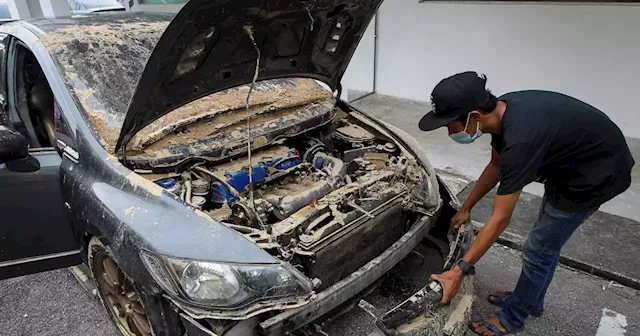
[418,111,460,131]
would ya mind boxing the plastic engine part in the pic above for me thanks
[210,149,301,206]
[210,182,237,206]
[157,177,181,195]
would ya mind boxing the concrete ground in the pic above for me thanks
[1,92,639,336]
[0,269,118,336]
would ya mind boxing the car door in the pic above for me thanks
[0,33,81,280]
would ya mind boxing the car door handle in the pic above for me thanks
[57,140,79,163]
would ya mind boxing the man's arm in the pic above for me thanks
[463,147,501,211]
[431,190,521,303]
[460,191,520,265]
[451,147,501,229]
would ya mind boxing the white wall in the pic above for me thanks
[342,15,376,94]
[128,0,185,13]
[373,1,640,138]
[39,0,69,18]
[7,0,33,19]
[27,0,44,18]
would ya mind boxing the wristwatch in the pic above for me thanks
[456,259,476,275]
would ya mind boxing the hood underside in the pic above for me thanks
[116,0,382,153]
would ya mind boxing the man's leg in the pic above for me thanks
[496,199,597,331]
[533,251,559,311]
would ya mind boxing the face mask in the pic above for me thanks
[449,113,483,144]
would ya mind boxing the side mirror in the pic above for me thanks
[6,154,40,173]
[0,126,29,164]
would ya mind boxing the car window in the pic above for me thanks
[0,33,8,127]
[7,42,57,149]
[54,99,75,149]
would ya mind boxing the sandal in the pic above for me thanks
[469,317,519,336]
[488,291,544,317]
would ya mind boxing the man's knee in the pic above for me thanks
[522,236,553,268]
[522,238,538,266]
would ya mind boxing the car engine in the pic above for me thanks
[148,119,425,289]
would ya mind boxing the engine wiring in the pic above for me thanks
[244,25,267,229]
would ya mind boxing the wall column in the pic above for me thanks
[39,0,71,18]
[7,0,33,19]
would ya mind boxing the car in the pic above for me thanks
[0,1,474,335]
[68,0,127,14]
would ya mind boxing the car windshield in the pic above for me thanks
[37,14,170,152]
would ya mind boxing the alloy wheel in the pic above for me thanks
[94,253,152,336]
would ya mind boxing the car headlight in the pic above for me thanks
[141,252,313,308]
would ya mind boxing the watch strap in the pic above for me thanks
[457,259,476,275]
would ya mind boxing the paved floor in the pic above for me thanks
[0,269,118,336]
[473,246,640,336]
[461,183,640,290]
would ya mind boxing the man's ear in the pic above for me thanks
[468,110,483,121]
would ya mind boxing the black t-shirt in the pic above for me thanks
[491,90,634,212]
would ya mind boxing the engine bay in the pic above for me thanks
[144,115,427,289]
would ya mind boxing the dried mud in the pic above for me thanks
[132,78,332,153]
[40,18,170,153]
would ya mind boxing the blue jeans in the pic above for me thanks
[496,197,598,331]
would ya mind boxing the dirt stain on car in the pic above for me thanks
[38,16,170,153]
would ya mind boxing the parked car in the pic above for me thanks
[0,1,473,335]
[68,0,126,14]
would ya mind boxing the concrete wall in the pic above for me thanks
[7,0,33,19]
[342,16,376,95]
[128,0,185,13]
[129,3,184,13]
[6,0,66,19]
[370,1,640,137]
[27,0,43,18]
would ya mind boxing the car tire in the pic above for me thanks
[88,237,159,336]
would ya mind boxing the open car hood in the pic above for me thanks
[115,0,383,153]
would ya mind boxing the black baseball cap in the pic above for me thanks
[419,71,491,131]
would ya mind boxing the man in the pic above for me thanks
[420,72,634,336]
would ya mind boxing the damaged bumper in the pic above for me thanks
[170,203,474,336]
[169,212,437,335]
[261,216,474,335]
[367,276,474,336]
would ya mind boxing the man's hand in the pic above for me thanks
[450,208,471,229]
[430,266,465,304]
[434,191,520,304]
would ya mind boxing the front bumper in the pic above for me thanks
[259,213,474,335]
[370,277,474,336]
[171,212,436,335]
[174,208,474,336]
